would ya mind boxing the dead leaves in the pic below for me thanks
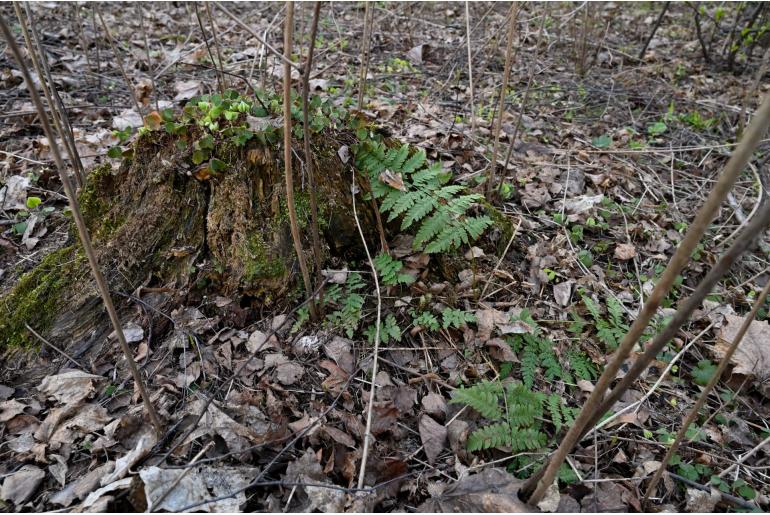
[37,370,105,405]
[713,314,770,393]
[0,465,46,505]
[418,415,447,464]
[140,466,258,512]
[418,468,531,512]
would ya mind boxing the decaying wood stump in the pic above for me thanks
[0,130,379,351]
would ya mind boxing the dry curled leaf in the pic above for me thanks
[714,314,770,385]
[419,415,447,464]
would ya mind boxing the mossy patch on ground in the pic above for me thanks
[0,246,84,349]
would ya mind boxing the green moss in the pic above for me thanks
[78,163,126,240]
[240,232,287,284]
[0,246,84,349]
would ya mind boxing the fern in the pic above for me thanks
[373,253,414,286]
[547,394,563,433]
[326,273,366,338]
[467,422,512,452]
[580,293,628,350]
[568,350,597,380]
[412,311,440,332]
[521,343,539,389]
[452,381,551,452]
[517,333,571,388]
[449,381,503,420]
[364,313,402,344]
[442,308,477,329]
[355,140,492,254]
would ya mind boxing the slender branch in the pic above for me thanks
[485,2,518,200]
[523,92,770,505]
[301,2,324,314]
[353,169,383,490]
[498,11,547,194]
[137,4,160,112]
[194,3,224,94]
[638,1,669,60]
[465,1,476,133]
[25,323,85,372]
[283,1,318,322]
[0,13,162,434]
[644,270,770,500]
[215,2,301,71]
[95,8,143,115]
[356,2,373,110]
[205,2,227,91]
[15,2,85,189]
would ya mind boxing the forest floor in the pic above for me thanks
[1,2,770,512]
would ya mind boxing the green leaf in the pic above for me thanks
[107,146,123,158]
[192,149,208,165]
[210,158,227,172]
[692,360,717,386]
[13,222,27,235]
[592,134,612,148]
[647,121,667,136]
[25,196,42,209]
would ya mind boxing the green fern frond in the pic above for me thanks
[568,350,597,380]
[548,394,563,433]
[511,427,548,451]
[442,308,477,329]
[450,381,504,420]
[521,345,539,389]
[401,148,427,174]
[467,422,512,451]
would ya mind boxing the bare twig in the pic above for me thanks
[149,441,215,511]
[283,1,318,322]
[15,3,85,189]
[479,216,522,302]
[95,8,143,116]
[638,1,670,60]
[194,3,224,94]
[357,2,373,110]
[485,2,518,200]
[137,4,159,112]
[464,1,476,133]
[205,3,227,91]
[352,169,383,490]
[0,13,162,433]
[645,274,770,499]
[215,2,301,71]
[524,93,770,505]
[301,2,324,311]
[25,323,85,372]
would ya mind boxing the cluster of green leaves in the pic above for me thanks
[373,253,414,286]
[569,293,628,351]
[324,272,366,338]
[10,192,55,236]
[107,126,133,159]
[450,381,553,452]
[442,307,477,329]
[364,313,402,344]
[355,141,492,254]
